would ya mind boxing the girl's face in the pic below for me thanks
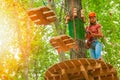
[89,17,96,24]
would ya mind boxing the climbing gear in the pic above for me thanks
[65,12,70,24]
[89,12,96,18]
[73,8,77,18]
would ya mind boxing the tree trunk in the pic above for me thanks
[49,0,66,62]
[65,0,86,59]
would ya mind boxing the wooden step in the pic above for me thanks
[27,6,56,25]
[44,58,117,80]
[50,35,75,52]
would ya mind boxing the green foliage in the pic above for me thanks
[1,0,120,80]
[28,26,59,80]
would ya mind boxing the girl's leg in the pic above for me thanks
[95,41,102,59]
[89,48,96,59]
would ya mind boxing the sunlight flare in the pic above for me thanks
[0,0,30,79]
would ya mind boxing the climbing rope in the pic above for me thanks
[72,0,77,40]
[42,0,47,6]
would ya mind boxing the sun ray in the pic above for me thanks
[0,0,32,79]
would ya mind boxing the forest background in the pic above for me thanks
[0,0,120,80]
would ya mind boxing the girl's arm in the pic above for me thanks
[91,28,103,38]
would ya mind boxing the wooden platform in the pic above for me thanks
[28,6,56,25]
[44,58,117,80]
[50,35,75,52]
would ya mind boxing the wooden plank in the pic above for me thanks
[88,58,97,65]
[45,71,51,78]
[58,38,69,51]
[43,10,55,17]
[61,69,69,80]
[79,58,89,66]
[51,42,59,47]
[63,39,74,44]
[64,61,74,69]
[71,59,82,68]
[46,16,56,21]
[29,14,38,21]
[66,43,75,49]
[34,20,42,25]
[49,38,56,43]
[40,6,50,12]
[81,67,89,80]
[53,64,61,71]
[58,62,68,70]
[65,68,81,74]
[27,9,41,15]
[61,35,70,40]
[101,75,114,80]
[88,74,94,80]
[91,68,101,77]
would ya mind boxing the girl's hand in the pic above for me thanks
[91,33,96,37]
